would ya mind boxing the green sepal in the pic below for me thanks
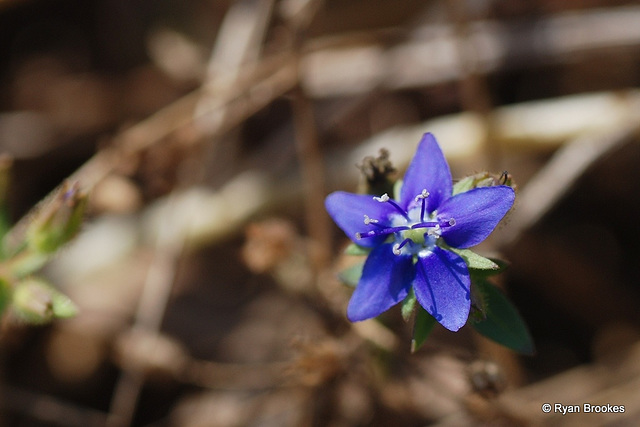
[411,307,437,353]
[452,171,515,196]
[12,278,78,324]
[452,176,475,195]
[469,258,509,278]
[338,261,364,288]
[344,243,371,256]
[446,247,500,271]
[50,289,78,319]
[401,289,416,321]
[393,179,403,200]
[471,279,535,355]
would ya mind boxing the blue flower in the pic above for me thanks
[325,133,515,331]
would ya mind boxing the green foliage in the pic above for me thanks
[12,278,78,324]
[447,247,499,271]
[411,307,437,353]
[393,179,403,200]
[401,289,416,321]
[469,258,509,278]
[0,279,12,315]
[344,243,371,256]
[338,236,533,354]
[338,261,364,288]
[26,183,87,254]
[0,178,86,325]
[8,253,50,280]
[453,171,516,196]
[452,175,476,195]
[470,278,535,355]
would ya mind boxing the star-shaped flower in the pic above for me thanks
[325,133,515,331]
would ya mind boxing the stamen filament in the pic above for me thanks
[416,218,456,228]
[427,224,441,236]
[414,189,430,222]
[393,238,412,255]
[356,225,409,239]
[373,193,410,220]
[411,222,440,230]
[368,222,386,229]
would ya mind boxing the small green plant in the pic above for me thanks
[0,164,85,325]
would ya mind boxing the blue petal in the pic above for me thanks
[438,186,515,249]
[347,244,414,321]
[413,247,470,331]
[400,133,452,213]
[325,191,397,247]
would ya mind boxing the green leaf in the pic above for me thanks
[411,307,437,353]
[344,243,371,256]
[471,279,535,355]
[401,289,416,321]
[338,261,364,287]
[448,247,499,271]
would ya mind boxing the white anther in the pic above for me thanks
[355,232,362,239]
[393,244,402,255]
[448,218,456,226]
[364,215,379,225]
[373,194,390,202]
[414,189,430,202]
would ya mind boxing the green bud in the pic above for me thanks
[453,171,517,196]
[26,182,87,254]
[12,277,77,324]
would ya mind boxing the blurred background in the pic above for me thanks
[2,0,640,425]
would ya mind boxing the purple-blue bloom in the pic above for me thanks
[325,133,515,331]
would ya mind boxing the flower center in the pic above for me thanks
[356,191,455,256]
